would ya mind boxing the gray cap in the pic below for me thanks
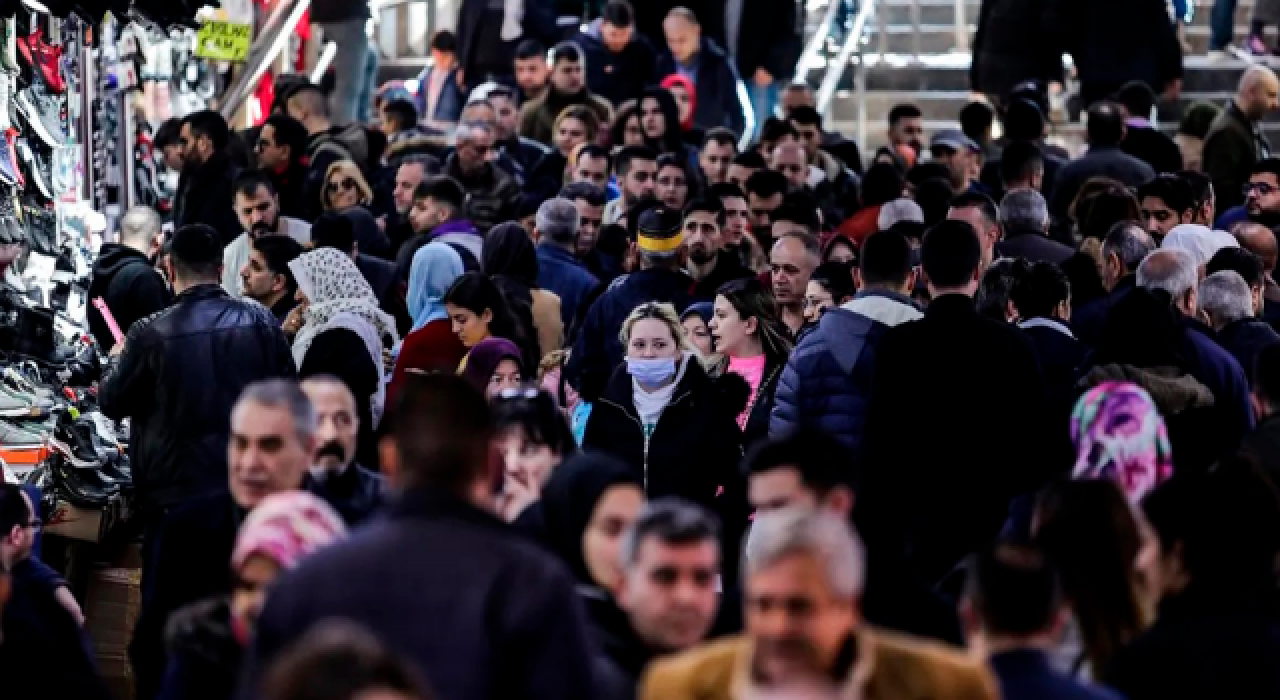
[930,128,980,153]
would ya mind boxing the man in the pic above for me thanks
[414,30,464,128]
[0,485,110,700]
[999,141,1045,194]
[173,110,241,246]
[770,231,821,334]
[948,191,1002,269]
[222,171,313,296]
[995,189,1073,265]
[655,8,745,134]
[771,230,922,452]
[241,235,304,321]
[255,114,310,220]
[931,128,986,196]
[861,220,1050,585]
[655,154,692,211]
[1180,169,1216,226]
[1009,262,1088,424]
[243,374,598,700]
[771,141,809,195]
[1054,0,1180,106]
[605,146,658,225]
[519,42,613,147]
[1238,159,1280,230]
[561,182,607,259]
[1137,174,1196,243]
[129,380,312,700]
[1209,247,1272,321]
[513,38,551,103]
[300,376,385,526]
[1073,222,1155,345]
[572,144,612,190]
[604,499,721,682]
[568,207,693,400]
[981,99,1066,204]
[1204,65,1279,212]
[731,0,801,138]
[699,128,737,185]
[709,182,753,253]
[640,509,998,699]
[963,544,1125,700]
[887,103,926,160]
[311,212,404,329]
[286,84,363,218]
[1199,269,1279,384]
[1050,102,1155,221]
[485,84,551,184]
[99,224,296,521]
[1116,80,1184,175]
[87,206,171,351]
[384,154,440,253]
[727,151,766,192]
[770,197,822,241]
[397,176,481,282]
[746,169,789,245]
[580,0,658,108]
[443,122,519,233]
[685,197,752,300]
[1232,222,1280,327]
[536,196,600,330]
[155,117,184,172]
[791,106,860,207]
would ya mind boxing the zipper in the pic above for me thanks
[600,388,692,492]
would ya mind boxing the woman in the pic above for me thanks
[823,234,858,266]
[1033,479,1154,679]
[609,101,645,150]
[288,248,399,469]
[805,262,857,325]
[443,271,539,372]
[526,105,603,202]
[710,279,793,447]
[679,302,716,361]
[158,492,347,700]
[390,243,469,398]
[322,160,374,213]
[493,388,578,521]
[584,302,745,527]
[660,74,703,147]
[654,153,695,212]
[459,336,525,400]
[1070,381,1175,504]
[482,222,563,359]
[639,87,693,164]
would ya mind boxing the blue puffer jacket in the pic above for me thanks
[770,290,923,455]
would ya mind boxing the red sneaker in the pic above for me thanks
[20,29,64,94]
[5,130,25,189]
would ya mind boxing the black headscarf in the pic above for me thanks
[539,453,642,585]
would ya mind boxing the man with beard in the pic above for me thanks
[87,206,171,351]
[747,170,789,248]
[173,110,241,246]
[685,198,752,300]
[1243,159,1280,230]
[300,377,385,526]
[888,104,926,162]
[240,236,304,321]
[254,114,310,220]
[513,39,551,103]
[604,146,658,225]
[560,182,606,261]
[640,509,997,700]
[700,129,738,186]
[221,171,312,297]
[709,183,760,270]
[1204,66,1279,213]
[518,42,613,147]
[387,155,440,257]
[1138,174,1196,243]
[443,122,519,233]
[485,84,551,184]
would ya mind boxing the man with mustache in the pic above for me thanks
[300,376,385,526]
[685,198,753,301]
[641,508,997,700]
[221,171,312,297]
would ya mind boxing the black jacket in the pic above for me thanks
[86,244,172,351]
[971,0,1064,99]
[1121,125,1184,176]
[859,294,1052,584]
[1072,275,1136,347]
[1217,317,1280,383]
[1049,146,1155,221]
[742,355,785,449]
[174,152,241,247]
[1205,101,1272,212]
[995,228,1075,266]
[444,154,520,233]
[733,0,802,82]
[157,598,240,700]
[98,285,297,510]
[241,492,600,700]
[654,39,745,135]
[690,250,755,301]
[310,0,369,23]
[308,462,386,526]
[580,25,659,108]
[1045,0,1181,105]
[980,141,1065,205]
[268,162,310,222]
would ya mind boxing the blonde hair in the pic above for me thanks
[554,105,601,145]
[322,160,373,210]
[619,302,691,353]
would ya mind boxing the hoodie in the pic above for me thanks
[579,19,658,108]
[87,244,172,351]
[771,289,922,455]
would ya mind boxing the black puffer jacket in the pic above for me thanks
[86,244,172,351]
[99,285,296,509]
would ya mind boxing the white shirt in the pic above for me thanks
[221,217,312,296]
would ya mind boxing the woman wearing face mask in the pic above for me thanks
[443,271,540,373]
[583,302,745,539]
[459,336,526,400]
[709,279,793,447]
[157,492,347,700]
[390,243,469,400]
[492,389,578,522]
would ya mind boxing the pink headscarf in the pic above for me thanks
[231,491,348,572]
[661,74,698,132]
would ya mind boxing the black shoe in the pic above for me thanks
[50,410,101,467]
[50,455,113,507]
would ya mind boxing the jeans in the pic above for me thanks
[357,45,378,123]
[1210,0,1235,49]
[747,81,780,139]
[320,18,371,125]
[1172,0,1195,23]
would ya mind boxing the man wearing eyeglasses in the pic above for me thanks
[443,121,519,234]
[1244,160,1280,229]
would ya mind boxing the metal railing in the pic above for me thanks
[219,0,313,122]
[793,0,845,85]
[816,0,877,147]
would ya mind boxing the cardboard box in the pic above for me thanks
[44,499,105,542]
[83,566,142,700]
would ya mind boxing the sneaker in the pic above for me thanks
[15,87,63,147]
[19,29,64,94]
[50,411,100,467]
[17,140,51,199]
[0,384,47,418]
[0,17,16,75]
[0,418,45,447]
[3,130,23,190]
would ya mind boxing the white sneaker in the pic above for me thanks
[1227,45,1256,63]
[1208,49,1229,63]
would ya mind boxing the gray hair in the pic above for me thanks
[876,197,923,230]
[120,206,162,248]
[1199,270,1255,325]
[620,498,720,568]
[743,507,865,600]
[535,197,581,245]
[1137,248,1199,297]
[1103,222,1155,272]
[397,154,441,176]
[999,188,1049,232]
[454,121,493,145]
[234,379,316,441]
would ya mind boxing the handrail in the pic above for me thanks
[815,0,875,114]
[792,0,844,85]
[219,0,313,122]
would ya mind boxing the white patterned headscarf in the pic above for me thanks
[288,248,400,426]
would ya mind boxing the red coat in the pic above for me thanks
[389,319,467,401]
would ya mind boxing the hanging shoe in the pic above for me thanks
[0,17,17,75]
[0,130,18,188]
[19,29,64,94]
[3,130,24,190]
[17,139,51,200]
[15,86,63,147]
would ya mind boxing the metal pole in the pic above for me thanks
[953,0,969,51]
[909,0,921,59]
[856,55,867,149]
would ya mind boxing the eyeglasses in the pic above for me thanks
[1245,182,1277,196]
[327,178,358,194]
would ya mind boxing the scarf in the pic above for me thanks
[230,491,347,571]
[1070,380,1175,503]
[408,242,465,330]
[660,74,697,132]
[539,453,641,584]
[631,353,692,435]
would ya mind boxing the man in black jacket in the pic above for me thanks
[241,373,599,700]
[727,0,800,139]
[655,8,745,135]
[287,85,361,219]
[87,206,171,351]
[685,197,753,300]
[1049,102,1155,221]
[173,111,241,247]
[444,122,520,233]
[1073,221,1155,345]
[255,113,311,221]
[580,1,658,108]
[1204,66,1280,213]
[1116,80,1183,175]
[994,188,1073,265]
[300,377,385,526]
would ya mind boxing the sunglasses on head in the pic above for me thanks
[327,178,358,194]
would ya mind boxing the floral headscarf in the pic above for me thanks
[231,491,347,572]
[1070,381,1174,502]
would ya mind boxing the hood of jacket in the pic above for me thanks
[841,290,923,327]
[1082,364,1216,415]
[92,243,152,278]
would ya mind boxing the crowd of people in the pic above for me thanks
[3,1,1280,699]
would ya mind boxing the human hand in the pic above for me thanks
[754,68,773,87]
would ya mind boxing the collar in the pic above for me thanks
[988,648,1053,674]
[175,283,230,303]
[1019,316,1074,337]
[389,488,503,526]
[735,632,875,699]
[848,287,918,309]
[538,242,580,261]
[925,293,976,317]
[1125,116,1152,129]
[431,219,479,237]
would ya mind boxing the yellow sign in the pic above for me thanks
[195,21,252,62]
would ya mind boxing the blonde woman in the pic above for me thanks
[583,302,744,528]
[321,160,374,213]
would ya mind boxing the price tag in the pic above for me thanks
[195,21,252,62]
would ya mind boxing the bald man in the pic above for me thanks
[654,7,746,134]
[1235,222,1280,326]
[1204,65,1280,212]
[87,206,172,350]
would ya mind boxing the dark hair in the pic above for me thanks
[950,191,999,228]
[703,127,738,150]
[155,117,183,149]
[888,103,922,126]
[1076,184,1142,241]
[1034,479,1149,674]
[623,498,721,565]
[263,114,308,162]
[443,272,523,345]
[810,261,856,304]
[1177,170,1213,213]
[772,197,822,234]
[0,482,30,538]
[913,177,957,227]
[861,162,906,208]
[261,621,431,700]
[761,118,799,146]
[1207,246,1266,288]
[733,151,767,170]
[1136,174,1194,214]
[615,145,657,176]
[233,169,277,200]
[609,102,640,147]
[1095,286,1185,368]
[576,143,612,171]
[251,235,304,295]
[386,372,493,492]
[515,38,546,61]
[560,181,607,207]
[491,389,577,457]
[745,169,789,200]
[1000,141,1044,187]
[168,224,223,280]
[551,41,583,65]
[602,0,634,26]
[959,101,995,145]
[1116,80,1156,120]
[1086,101,1125,147]
[743,428,852,495]
[1010,261,1070,319]
[684,196,726,227]
[715,277,794,361]
[886,219,926,243]
[1003,98,1046,142]
[966,543,1063,637]
[1257,339,1280,406]
[311,212,357,254]
[1251,157,1280,180]
[708,182,746,203]
[921,219,982,288]
[183,109,229,151]
[656,153,698,200]
[977,257,1029,322]
[789,105,823,129]
[906,162,952,188]
[861,229,913,287]
[382,98,418,132]
[414,175,467,211]
[640,87,685,153]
